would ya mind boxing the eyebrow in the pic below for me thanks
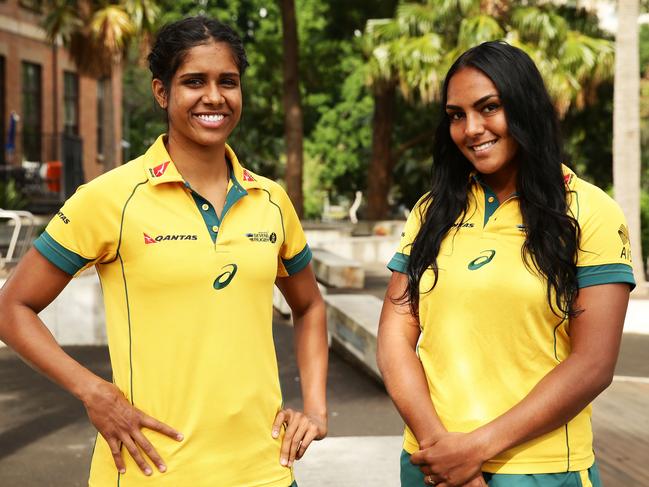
[178,72,240,78]
[446,93,499,110]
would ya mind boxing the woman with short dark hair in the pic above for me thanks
[378,41,633,487]
[0,16,327,487]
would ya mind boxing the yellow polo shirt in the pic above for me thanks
[388,167,634,474]
[34,136,310,486]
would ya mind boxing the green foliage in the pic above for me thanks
[305,68,372,200]
[642,190,649,265]
[119,0,625,221]
[122,53,166,160]
[0,179,28,210]
[122,0,391,217]
[641,24,649,76]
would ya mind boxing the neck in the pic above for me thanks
[481,167,518,203]
[165,132,229,187]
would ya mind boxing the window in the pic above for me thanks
[63,71,79,135]
[21,62,42,162]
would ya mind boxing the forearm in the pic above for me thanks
[292,297,328,417]
[476,284,628,459]
[377,337,446,447]
[477,351,613,459]
[0,302,104,403]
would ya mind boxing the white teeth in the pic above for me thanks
[472,140,496,151]
[197,114,224,122]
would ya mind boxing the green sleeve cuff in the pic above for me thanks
[576,263,636,290]
[387,252,409,274]
[33,231,91,275]
[282,244,312,276]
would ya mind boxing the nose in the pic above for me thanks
[464,113,484,138]
[202,83,225,105]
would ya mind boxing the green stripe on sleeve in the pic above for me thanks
[577,263,636,290]
[283,244,312,276]
[387,252,409,274]
[33,231,91,275]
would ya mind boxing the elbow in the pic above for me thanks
[376,335,391,379]
[292,293,325,323]
[583,359,615,395]
[594,368,614,393]
[0,292,12,342]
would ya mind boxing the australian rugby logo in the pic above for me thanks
[246,231,277,243]
[143,232,198,244]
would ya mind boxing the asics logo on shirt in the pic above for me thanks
[213,264,238,290]
[467,250,496,270]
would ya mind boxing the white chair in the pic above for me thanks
[0,209,36,269]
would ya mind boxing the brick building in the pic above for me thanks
[0,0,122,211]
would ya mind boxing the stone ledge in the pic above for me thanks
[0,269,106,347]
[312,248,364,289]
[324,294,382,381]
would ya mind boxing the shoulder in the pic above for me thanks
[568,174,624,226]
[74,157,148,203]
[409,192,432,220]
[249,173,292,204]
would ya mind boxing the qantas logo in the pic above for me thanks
[143,232,198,244]
[149,161,171,178]
[242,169,255,182]
[56,211,70,224]
[563,173,572,185]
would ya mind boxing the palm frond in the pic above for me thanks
[457,14,505,52]
[511,6,568,54]
[42,0,83,44]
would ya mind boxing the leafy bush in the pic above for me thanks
[0,179,28,210]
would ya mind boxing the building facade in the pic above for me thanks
[0,0,122,211]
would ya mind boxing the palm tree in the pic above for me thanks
[42,0,159,169]
[363,0,616,219]
[613,0,648,292]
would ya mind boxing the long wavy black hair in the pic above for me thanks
[405,41,580,318]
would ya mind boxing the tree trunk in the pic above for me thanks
[280,0,304,217]
[366,83,396,220]
[613,0,647,293]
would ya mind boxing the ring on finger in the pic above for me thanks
[425,475,436,486]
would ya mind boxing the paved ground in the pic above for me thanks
[1,317,647,486]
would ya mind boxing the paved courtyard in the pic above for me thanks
[1,316,648,486]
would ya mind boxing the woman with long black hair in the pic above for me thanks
[378,41,634,487]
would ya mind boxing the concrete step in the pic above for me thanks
[294,436,402,486]
[312,248,364,289]
[324,293,383,381]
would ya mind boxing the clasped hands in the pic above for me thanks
[411,431,490,487]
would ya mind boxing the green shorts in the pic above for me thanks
[400,450,602,486]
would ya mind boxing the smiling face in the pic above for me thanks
[152,41,242,150]
[445,67,519,186]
